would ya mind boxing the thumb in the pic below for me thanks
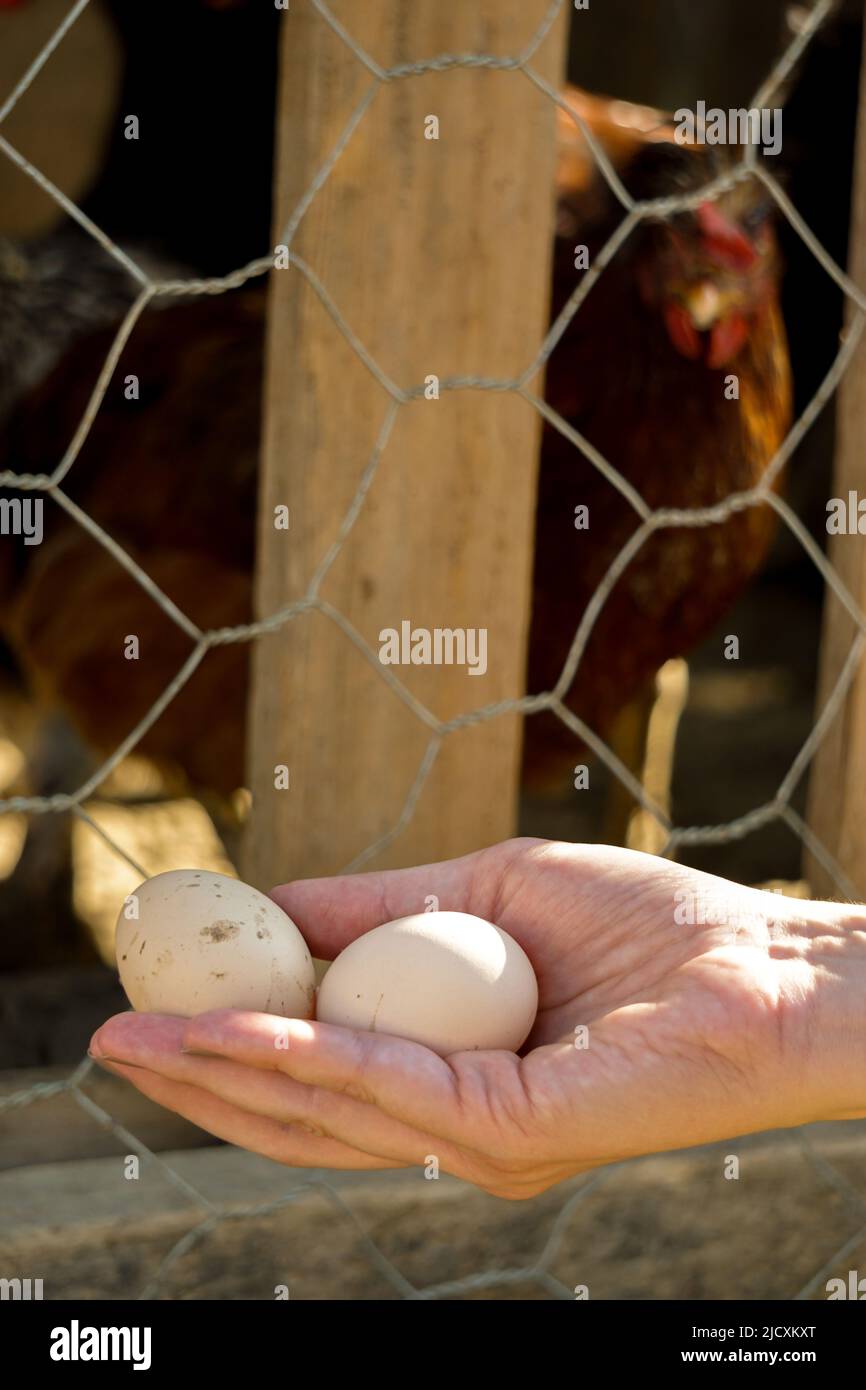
[268,847,489,960]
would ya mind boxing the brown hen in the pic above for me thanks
[522,86,792,797]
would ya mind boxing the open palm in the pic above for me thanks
[91,837,844,1198]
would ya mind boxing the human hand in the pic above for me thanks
[89,838,866,1198]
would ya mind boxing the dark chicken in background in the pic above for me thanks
[522,88,792,795]
[0,85,792,963]
[0,286,262,799]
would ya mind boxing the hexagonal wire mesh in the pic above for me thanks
[1,0,866,1300]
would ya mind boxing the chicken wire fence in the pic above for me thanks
[0,0,865,1300]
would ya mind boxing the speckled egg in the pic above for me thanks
[115,869,315,1018]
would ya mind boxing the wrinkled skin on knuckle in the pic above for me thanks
[454,1053,542,1156]
[338,1031,383,1104]
[447,1058,571,1197]
[291,1088,333,1139]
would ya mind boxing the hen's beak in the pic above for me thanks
[664,285,750,368]
[685,282,724,331]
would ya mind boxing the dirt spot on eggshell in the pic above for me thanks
[256,928,271,940]
[265,958,279,1012]
[200,920,240,943]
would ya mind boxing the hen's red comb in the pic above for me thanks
[697,201,758,271]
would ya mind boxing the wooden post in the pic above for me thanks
[805,22,866,899]
[243,1,567,889]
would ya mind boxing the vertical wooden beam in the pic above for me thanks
[805,23,866,898]
[244,1,567,889]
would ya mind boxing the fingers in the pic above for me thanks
[96,1059,403,1171]
[92,1009,186,1060]
[90,1007,566,1193]
[182,1009,479,1147]
[268,846,495,959]
[91,1010,463,1167]
[183,1010,454,1132]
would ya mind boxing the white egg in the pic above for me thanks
[115,869,315,1018]
[316,911,538,1055]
